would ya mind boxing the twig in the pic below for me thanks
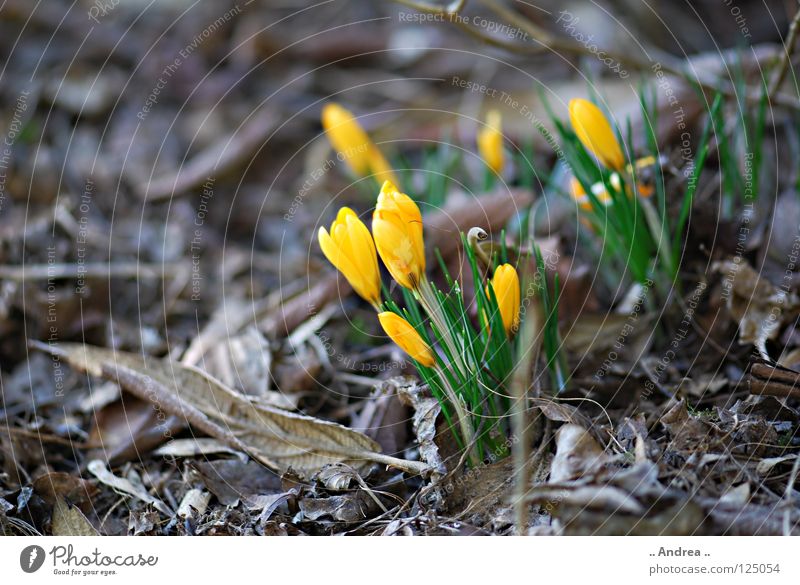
[391,0,466,16]
[748,362,800,399]
[769,1,800,97]
[0,262,184,281]
[509,258,542,535]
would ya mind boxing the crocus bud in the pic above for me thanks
[487,263,521,336]
[477,109,504,174]
[372,181,426,290]
[568,98,625,171]
[318,207,381,305]
[378,311,435,367]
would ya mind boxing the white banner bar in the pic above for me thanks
[1,536,798,583]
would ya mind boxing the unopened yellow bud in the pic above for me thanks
[568,98,625,171]
[321,103,398,184]
[378,312,435,367]
[487,263,521,335]
[477,109,504,174]
[372,181,426,290]
[318,207,381,305]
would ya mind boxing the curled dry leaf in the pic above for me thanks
[531,398,596,436]
[87,460,173,517]
[714,259,799,359]
[35,342,427,479]
[314,464,360,491]
[153,438,242,459]
[176,489,211,520]
[719,483,751,506]
[199,326,298,409]
[395,377,446,482]
[549,424,610,483]
[756,454,797,476]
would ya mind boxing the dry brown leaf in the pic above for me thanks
[35,342,427,478]
[190,459,282,507]
[87,460,173,516]
[176,489,211,520]
[196,326,296,408]
[550,424,610,483]
[31,472,97,512]
[396,377,446,482]
[314,464,360,491]
[529,461,707,535]
[88,395,183,464]
[715,259,798,358]
[531,398,595,430]
[52,498,99,536]
[298,491,380,523]
[660,400,721,453]
[756,454,797,476]
[562,313,632,354]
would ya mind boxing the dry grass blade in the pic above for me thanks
[33,342,428,478]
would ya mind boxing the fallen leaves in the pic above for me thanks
[34,342,427,479]
[52,498,99,536]
[87,460,172,516]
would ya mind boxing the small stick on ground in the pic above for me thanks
[509,259,543,535]
[769,1,800,98]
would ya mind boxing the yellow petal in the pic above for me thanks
[322,103,398,182]
[378,312,435,367]
[488,264,521,335]
[568,98,625,171]
[367,146,399,186]
[318,227,357,281]
[372,213,420,289]
[569,176,592,211]
[345,211,380,300]
[477,109,504,174]
[373,182,426,290]
[322,103,372,176]
[318,208,381,304]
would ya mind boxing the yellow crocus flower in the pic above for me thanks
[377,312,435,367]
[321,103,398,184]
[568,98,625,171]
[487,263,521,335]
[477,109,504,174]
[318,207,381,306]
[372,180,426,290]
